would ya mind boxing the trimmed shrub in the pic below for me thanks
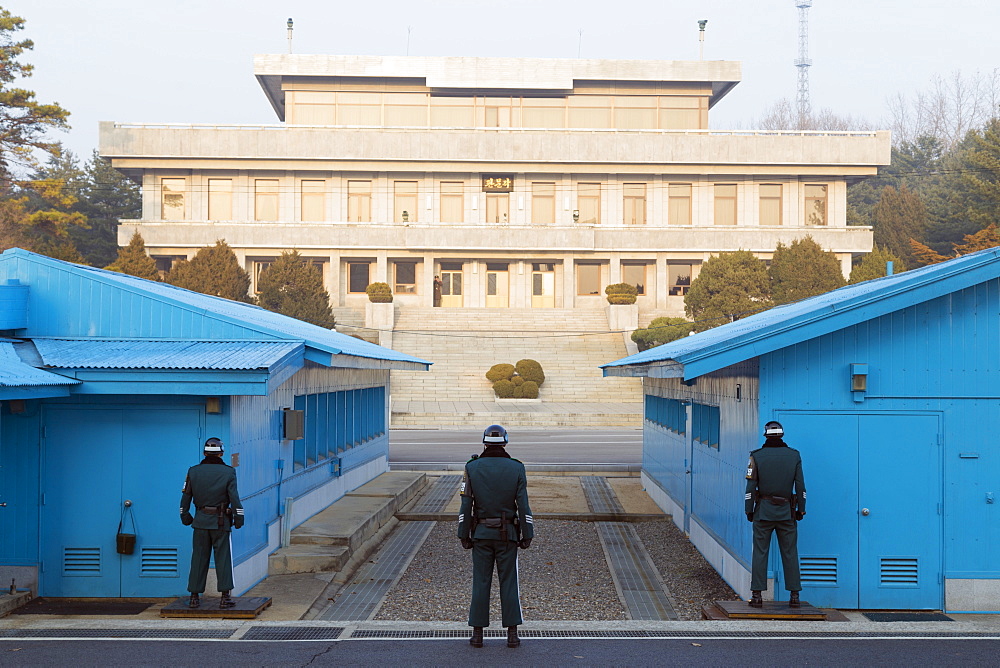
[366,282,393,303]
[607,293,637,305]
[493,379,515,398]
[519,380,539,399]
[486,363,516,383]
[631,317,695,352]
[512,384,525,398]
[512,376,525,386]
[605,282,638,305]
[515,359,545,385]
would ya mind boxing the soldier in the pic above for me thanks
[745,420,806,608]
[180,437,244,609]
[457,424,534,648]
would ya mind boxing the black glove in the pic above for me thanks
[181,512,193,526]
[746,512,754,523]
[795,511,805,521]
[461,538,474,550]
[233,514,244,530]
[518,538,532,549]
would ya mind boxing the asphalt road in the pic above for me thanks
[1,638,995,666]
[389,428,642,466]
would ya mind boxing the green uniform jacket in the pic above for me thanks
[180,457,244,531]
[745,440,806,521]
[457,449,534,542]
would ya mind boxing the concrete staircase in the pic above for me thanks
[386,308,642,427]
[333,307,377,343]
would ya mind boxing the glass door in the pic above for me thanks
[486,193,509,224]
[441,270,463,307]
[486,264,509,307]
[531,263,555,308]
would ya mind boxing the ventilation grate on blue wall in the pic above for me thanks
[140,546,179,577]
[800,556,837,585]
[63,547,101,576]
[880,557,919,586]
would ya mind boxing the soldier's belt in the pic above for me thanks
[479,517,503,529]
[200,506,225,514]
[759,495,790,504]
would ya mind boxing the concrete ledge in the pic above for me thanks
[268,545,350,575]
[346,471,427,507]
[290,495,396,552]
[397,512,666,522]
[0,591,33,618]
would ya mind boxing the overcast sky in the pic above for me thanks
[17,0,1000,160]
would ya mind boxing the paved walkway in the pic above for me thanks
[391,400,643,429]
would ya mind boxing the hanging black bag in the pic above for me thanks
[116,505,137,555]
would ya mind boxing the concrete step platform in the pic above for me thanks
[269,545,351,574]
[0,591,32,618]
[345,471,427,506]
[160,596,272,619]
[702,599,848,622]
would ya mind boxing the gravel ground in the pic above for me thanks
[635,519,739,619]
[374,520,628,623]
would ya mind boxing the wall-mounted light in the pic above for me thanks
[471,195,478,210]
[851,363,868,402]
[572,209,580,223]
[517,196,524,210]
[8,399,25,414]
[402,210,409,222]
[206,397,222,414]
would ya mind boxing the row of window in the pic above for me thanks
[158,178,829,227]
[645,396,720,449]
[291,387,386,471]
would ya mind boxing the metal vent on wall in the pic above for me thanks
[880,557,918,586]
[63,547,101,576]
[800,556,837,585]
[141,547,179,577]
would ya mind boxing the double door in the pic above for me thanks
[440,270,463,307]
[486,270,509,307]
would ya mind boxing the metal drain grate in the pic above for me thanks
[597,521,678,621]
[581,476,625,514]
[0,628,237,639]
[345,629,1000,640]
[410,475,461,513]
[316,520,436,621]
[241,626,344,641]
[863,612,953,622]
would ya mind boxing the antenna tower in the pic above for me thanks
[794,1,813,126]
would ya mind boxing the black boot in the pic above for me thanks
[219,591,236,609]
[748,591,763,608]
[789,591,801,608]
[187,593,200,609]
[507,625,520,648]
[469,627,484,648]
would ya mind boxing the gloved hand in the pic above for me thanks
[795,511,806,521]
[461,538,474,550]
[233,514,244,530]
[181,512,193,526]
[746,512,754,523]
[518,538,531,549]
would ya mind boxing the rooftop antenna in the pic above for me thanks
[577,29,583,58]
[794,1,813,127]
[286,17,294,54]
[697,20,707,60]
[407,26,412,56]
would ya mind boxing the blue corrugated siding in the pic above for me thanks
[759,279,1000,579]
[32,339,301,370]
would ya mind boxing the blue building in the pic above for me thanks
[603,248,1000,612]
[0,249,428,597]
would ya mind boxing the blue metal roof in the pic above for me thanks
[603,247,1000,379]
[32,338,303,371]
[0,342,79,388]
[1,249,430,371]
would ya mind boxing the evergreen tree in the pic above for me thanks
[849,245,906,284]
[871,184,927,269]
[256,250,335,328]
[630,317,694,352]
[684,250,772,332]
[909,239,950,266]
[769,236,846,304]
[166,239,252,302]
[71,150,141,267]
[957,119,1000,233]
[105,231,158,281]
[0,170,86,262]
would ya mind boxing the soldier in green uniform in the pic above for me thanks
[457,424,534,649]
[745,420,806,608]
[180,437,244,609]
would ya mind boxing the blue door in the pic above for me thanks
[777,412,942,610]
[41,406,200,597]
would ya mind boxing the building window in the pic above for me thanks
[804,184,828,226]
[348,180,372,223]
[301,180,326,222]
[338,92,381,125]
[644,395,686,435]
[152,255,185,280]
[623,183,646,225]
[759,184,782,226]
[668,262,696,296]
[714,184,737,226]
[531,182,555,225]
[668,183,692,225]
[521,99,563,128]
[207,179,233,220]
[348,262,370,293]
[394,181,418,223]
[578,182,600,224]
[255,179,280,221]
[440,181,464,223]
[292,387,386,471]
[577,264,601,296]
[692,402,720,449]
[161,178,186,220]
[622,264,646,296]
[394,261,416,294]
[252,259,274,294]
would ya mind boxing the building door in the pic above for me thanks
[531,264,555,308]
[486,267,509,307]
[40,406,200,597]
[440,270,463,307]
[776,412,942,609]
[486,193,509,224]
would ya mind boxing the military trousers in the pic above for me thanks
[751,518,801,592]
[469,539,522,627]
[187,528,234,594]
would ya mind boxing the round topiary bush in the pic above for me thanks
[493,379,515,398]
[512,384,525,398]
[486,363,516,383]
[607,293,637,305]
[515,359,545,385]
[366,282,393,303]
[519,380,539,399]
[512,376,525,386]
[605,282,638,305]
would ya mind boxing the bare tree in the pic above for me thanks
[751,97,873,131]
[888,69,1000,149]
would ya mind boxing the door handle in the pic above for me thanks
[0,502,7,507]
[861,507,870,516]
[123,500,133,507]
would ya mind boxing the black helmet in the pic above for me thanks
[204,437,225,454]
[763,421,784,438]
[482,424,508,445]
